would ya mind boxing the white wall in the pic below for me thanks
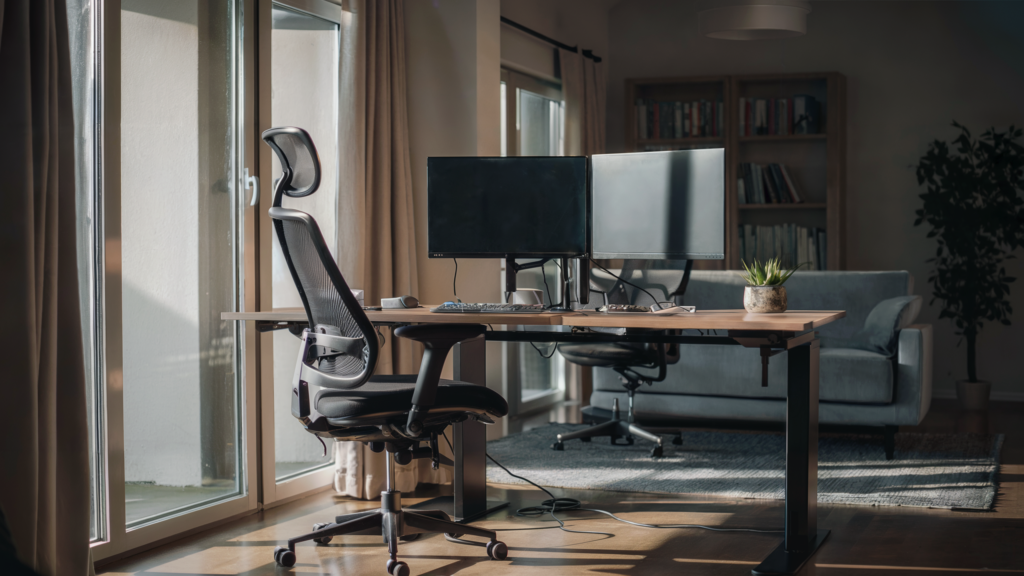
[607,1,1024,398]
[121,0,202,486]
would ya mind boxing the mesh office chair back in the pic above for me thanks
[262,127,378,387]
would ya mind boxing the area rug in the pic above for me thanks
[486,424,1004,510]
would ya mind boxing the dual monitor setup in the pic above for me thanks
[426,149,726,310]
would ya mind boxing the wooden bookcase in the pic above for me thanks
[624,72,846,270]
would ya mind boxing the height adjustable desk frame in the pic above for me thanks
[225,308,843,576]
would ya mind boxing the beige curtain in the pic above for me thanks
[332,0,452,498]
[0,1,93,575]
[559,48,607,156]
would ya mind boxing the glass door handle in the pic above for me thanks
[244,168,259,206]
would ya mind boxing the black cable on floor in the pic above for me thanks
[442,431,784,536]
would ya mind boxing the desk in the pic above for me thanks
[224,307,845,576]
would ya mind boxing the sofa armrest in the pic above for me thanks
[894,324,933,425]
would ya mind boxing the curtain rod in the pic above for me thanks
[500,16,602,63]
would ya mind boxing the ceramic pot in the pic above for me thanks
[956,380,991,412]
[743,285,787,313]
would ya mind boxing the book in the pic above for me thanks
[674,101,683,139]
[636,99,647,140]
[738,225,827,270]
[778,165,802,203]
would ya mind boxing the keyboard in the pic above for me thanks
[430,302,547,314]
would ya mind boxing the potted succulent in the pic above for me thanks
[914,122,1024,411]
[738,258,804,313]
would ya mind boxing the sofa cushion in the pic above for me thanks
[823,296,920,356]
[592,345,893,405]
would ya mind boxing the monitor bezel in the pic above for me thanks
[426,155,590,259]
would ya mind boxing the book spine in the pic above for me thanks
[684,102,691,137]
[674,101,683,139]
[738,98,745,136]
[779,165,802,203]
[636,99,646,140]
[647,98,655,140]
[653,102,660,139]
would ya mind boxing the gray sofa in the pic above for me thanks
[586,271,933,450]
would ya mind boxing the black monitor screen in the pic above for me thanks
[591,149,725,260]
[427,157,587,258]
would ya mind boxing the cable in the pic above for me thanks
[588,258,666,308]
[442,432,611,537]
[540,260,554,308]
[452,258,461,303]
[529,341,557,359]
[441,431,785,537]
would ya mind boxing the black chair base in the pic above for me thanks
[552,397,667,458]
[273,491,507,575]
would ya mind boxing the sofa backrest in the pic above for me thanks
[594,269,914,339]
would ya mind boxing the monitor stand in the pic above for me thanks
[504,257,575,311]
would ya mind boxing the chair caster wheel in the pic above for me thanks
[399,533,421,542]
[551,441,564,451]
[672,435,683,445]
[650,446,664,458]
[274,546,296,567]
[580,437,591,442]
[387,559,409,576]
[486,540,509,560]
[312,522,333,545]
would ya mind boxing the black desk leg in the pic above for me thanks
[753,339,829,575]
[412,335,508,523]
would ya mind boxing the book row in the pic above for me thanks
[738,224,827,271]
[738,95,821,136]
[738,162,804,204]
[635,98,724,140]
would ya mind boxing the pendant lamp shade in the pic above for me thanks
[699,0,811,40]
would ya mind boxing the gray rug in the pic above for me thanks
[486,424,1004,510]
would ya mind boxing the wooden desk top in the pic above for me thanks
[221,307,565,326]
[223,307,845,332]
[560,309,846,332]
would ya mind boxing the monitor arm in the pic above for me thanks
[504,257,549,294]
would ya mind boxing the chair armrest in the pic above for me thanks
[894,324,933,425]
[394,323,486,436]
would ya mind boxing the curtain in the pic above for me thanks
[332,0,451,498]
[559,48,607,156]
[0,1,93,575]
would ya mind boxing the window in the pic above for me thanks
[269,1,342,483]
[499,68,569,429]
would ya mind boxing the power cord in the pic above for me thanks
[452,258,462,303]
[588,259,675,309]
[529,341,558,359]
[440,431,782,537]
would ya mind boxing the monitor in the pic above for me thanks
[590,149,725,260]
[427,156,588,258]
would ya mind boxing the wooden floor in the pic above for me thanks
[98,400,1024,576]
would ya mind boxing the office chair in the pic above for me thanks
[552,261,692,458]
[262,127,509,576]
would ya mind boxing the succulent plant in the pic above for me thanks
[738,258,804,287]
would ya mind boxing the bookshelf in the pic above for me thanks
[624,72,846,270]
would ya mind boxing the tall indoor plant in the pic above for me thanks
[914,122,1024,409]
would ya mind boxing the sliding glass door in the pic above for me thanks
[82,0,260,561]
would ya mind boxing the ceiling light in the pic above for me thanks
[699,0,811,41]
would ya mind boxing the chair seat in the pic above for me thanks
[315,375,508,421]
[557,343,657,367]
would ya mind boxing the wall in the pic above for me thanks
[607,1,1024,398]
[405,0,502,306]
[499,0,612,68]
